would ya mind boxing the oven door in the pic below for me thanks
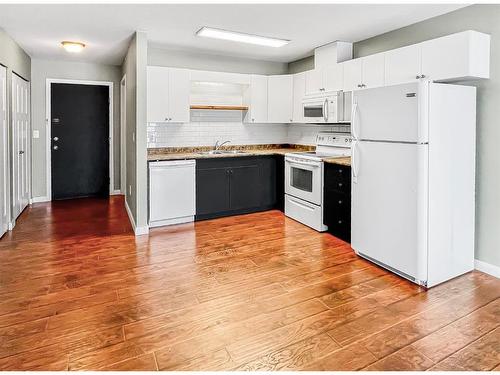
[285,156,323,205]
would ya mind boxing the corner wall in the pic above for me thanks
[122,31,148,234]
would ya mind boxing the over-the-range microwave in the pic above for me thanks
[302,91,352,124]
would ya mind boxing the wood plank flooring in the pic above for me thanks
[0,196,498,371]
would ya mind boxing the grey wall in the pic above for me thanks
[353,4,500,269]
[288,55,314,74]
[149,46,288,75]
[122,31,148,231]
[30,59,122,198]
[0,28,31,225]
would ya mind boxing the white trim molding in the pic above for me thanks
[475,259,500,279]
[45,78,114,200]
[125,198,149,236]
[110,190,123,196]
[31,196,51,203]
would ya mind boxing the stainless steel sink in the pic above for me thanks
[198,150,247,155]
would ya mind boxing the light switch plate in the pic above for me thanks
[33,130,40,139]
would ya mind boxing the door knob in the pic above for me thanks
[53,145,58,150]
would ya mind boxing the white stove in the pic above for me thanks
[284,132,352,231]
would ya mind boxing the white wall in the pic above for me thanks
[30,59,122,199]
[353,4,500,270]
[148,46,287,75]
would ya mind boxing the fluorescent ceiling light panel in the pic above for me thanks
[196,27,289,48]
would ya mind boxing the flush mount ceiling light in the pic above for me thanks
[196,27,289,48]
[61,41,85,53]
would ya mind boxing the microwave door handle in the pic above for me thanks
[323,99,328,122]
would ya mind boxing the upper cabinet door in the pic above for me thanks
[342,59,362,92]
[305,69,323,95]
[168,68,190,123]
[361,53,385,89]
[324,64,343,92]
[248,75,268,123]
[292,72,306,123]
[384,44,422,86]
[267,75,293,123]
[147,66,170,123]
[421,31,490,82]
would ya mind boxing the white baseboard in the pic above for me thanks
[31,196,51,203]
[124,198,149,236]
[475,259,500,279]
[110,190,123,196]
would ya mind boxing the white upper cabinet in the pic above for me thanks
[421,30,490,82]
[384,44,422,86]
[267,75,293,123]
[147,66,169,123]
[305,69,323,95]
[244,75,268,123]
[324,64,343,92]
[342,59,362,92]
[168,68,190,123]
[292,72,306,123]
[361,53,385,89]
[147,66,190,123]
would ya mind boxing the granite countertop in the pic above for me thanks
[147,144,313,161]
[323,156,351,167]
[147,144,351,166]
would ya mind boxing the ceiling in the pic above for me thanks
[0,4,467,66]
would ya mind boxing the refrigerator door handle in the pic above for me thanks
[351,102,359,139]
[352,140,359,183]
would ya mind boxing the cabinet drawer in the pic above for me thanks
[324,164,351,193]
[324,191,350,219]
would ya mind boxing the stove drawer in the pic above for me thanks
[285,194,326,232]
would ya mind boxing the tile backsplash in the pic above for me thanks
[147,122,348,148]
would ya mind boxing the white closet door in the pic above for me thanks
[11,74,30,220]
[0,66,7,237]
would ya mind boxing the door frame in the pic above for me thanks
[120,75,126,194]
[45,79,114,200]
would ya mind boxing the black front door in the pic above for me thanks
[51,83,109,200]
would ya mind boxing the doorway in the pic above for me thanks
[0,66,7,237]
[11,73,30,220]
[49,82,111,200]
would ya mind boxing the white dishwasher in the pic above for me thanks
[149,160,196,227]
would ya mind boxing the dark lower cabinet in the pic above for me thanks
[324,163,351,242]
[196,156,279,220]
[275,155,285,212]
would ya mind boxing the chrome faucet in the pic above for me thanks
[214,140,231,151]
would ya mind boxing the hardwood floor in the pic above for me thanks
[0,196,498,371]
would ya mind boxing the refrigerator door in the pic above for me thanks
[352,82,428,143]
[351,140,428,283]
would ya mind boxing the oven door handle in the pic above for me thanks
[286,159,320,168]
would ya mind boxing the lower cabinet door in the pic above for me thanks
[230,164,261,211]
[196,167,230,217]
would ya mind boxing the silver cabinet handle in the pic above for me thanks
[420,74,426,79]
[19,150,25,155]
[53,146,58,150]
[53,136,59,141]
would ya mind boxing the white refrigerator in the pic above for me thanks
[351,81,476,288]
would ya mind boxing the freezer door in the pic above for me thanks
[352,82,428,143]
[351,141,428,282]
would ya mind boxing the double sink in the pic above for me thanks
[198,150,247,155]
